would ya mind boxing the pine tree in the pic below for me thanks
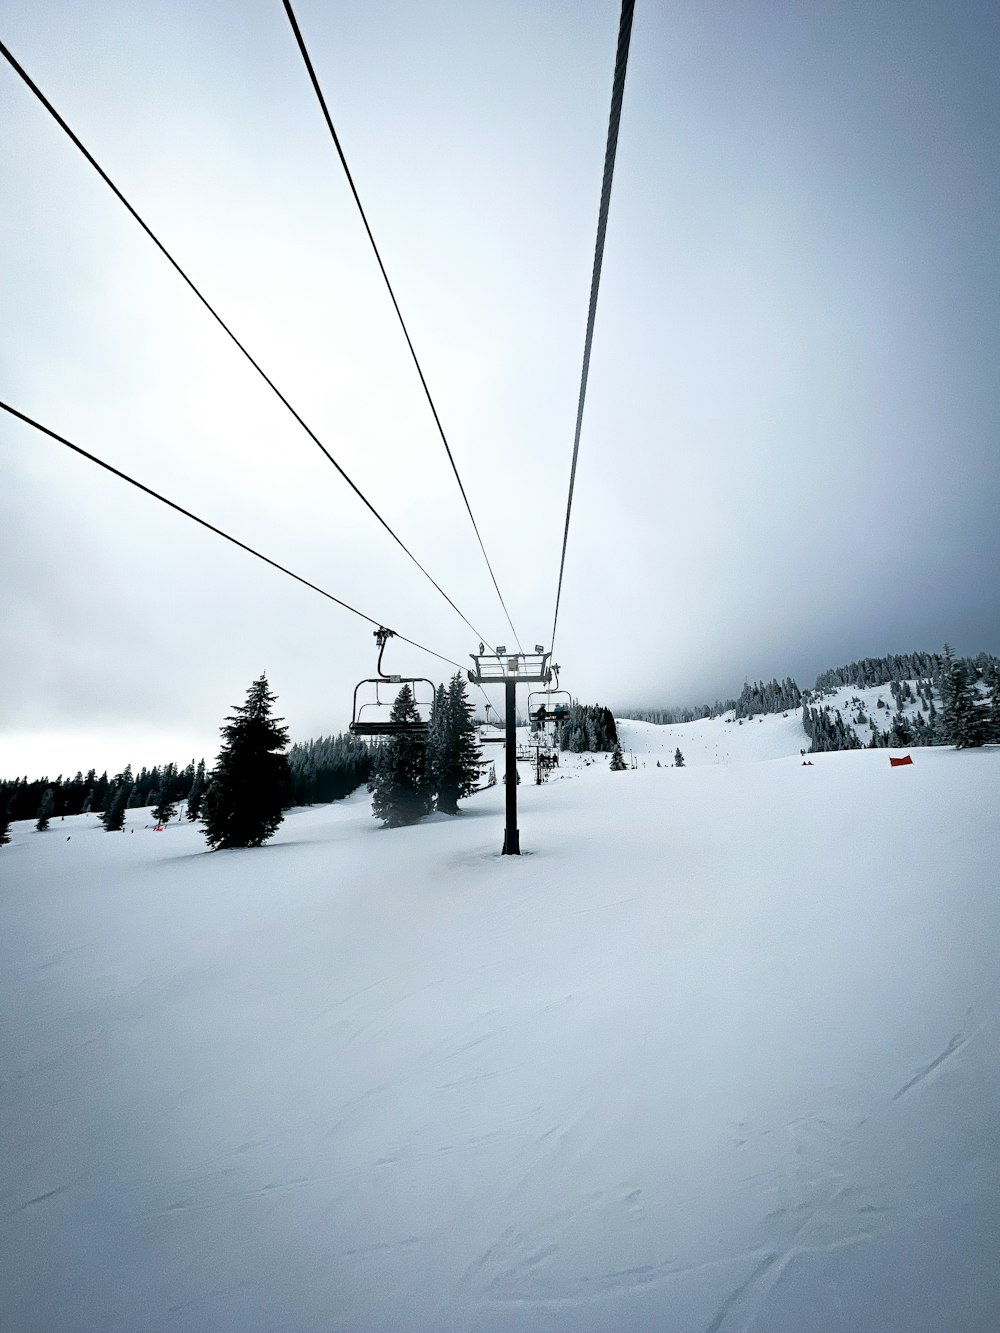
[0,803,11,847]
[91,771,111,814]
[186,758,207,820]
[102,783,130,832]
[609,742,627,771]
[151,788,177,826]
[939,644,986,749]
[35,788,55,832]
[674,747,685,768]
[432,674,481,815]
[368,684,433,827]
[426,682,449,798]
[888,713,912,747]
[202,674,291,850]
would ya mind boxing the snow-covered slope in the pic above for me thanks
[805,679,935,742]
[2,742,999,1332]
[615,676,948,765]
[615,711,808,765]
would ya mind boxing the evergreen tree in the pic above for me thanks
[102,783,130,832]
[984,663,1000,744]
[90,771,111,814]
[0,802,11,847]
[426,683,449,797]
[202,674,291,850]
[888,713,912,747]
[368,684,433,827]
[674,747,685,768]
[939,644,986,749]
[151,788,177,826]
[558,703,618,753]
[431,674,481,815]
[35,788,55,832]
[186,759,207,820]
[609,742,627,771]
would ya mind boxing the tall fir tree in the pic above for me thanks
[102,782,130,832]
[609,742,627,771]
[426,682,449,797]
[939,644,986,748]
[674,747,686,768]
[432,674,482,815]
[186,758,207,820]
[202,674,291,850]
[368,684,433,828]
[35,788,55,832]
[91,771,111,814]
[151,788,177,826]
[0,802,11,847]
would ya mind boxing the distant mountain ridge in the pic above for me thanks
[619,648,1000,756]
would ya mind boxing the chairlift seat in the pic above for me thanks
[350,719,430,737]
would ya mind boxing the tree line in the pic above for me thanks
[1,678,374,848]
[287,734,375,806]
[617,700,736,725]
[802,646,1000,753]
[0,759,206,831]
[815,651,945,692]
[556,703,618,753]
[734,677,802,719]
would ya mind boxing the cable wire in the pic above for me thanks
[550,0,634,658]
[0,400,465,672]
[280,0,523,655]
[0,37,491,649]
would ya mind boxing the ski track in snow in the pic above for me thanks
[890,1031,970,1102]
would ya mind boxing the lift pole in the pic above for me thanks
[467,646,553,857]
[502,678,519,855]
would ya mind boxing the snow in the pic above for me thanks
[615,711,809,765]
[3,734,1000,1332]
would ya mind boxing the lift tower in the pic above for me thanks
[468,647,552,855]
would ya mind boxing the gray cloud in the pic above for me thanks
[3,0,999,774]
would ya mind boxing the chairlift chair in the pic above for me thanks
[349,627,435,738]
[528,665,572,729]
[478,701,507,745]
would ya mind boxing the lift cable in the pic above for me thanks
[0,400,466,672]
[280,0,523,655]
[0,38,491,649]
[549,0,634,659]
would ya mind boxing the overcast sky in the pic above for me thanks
[3,0,999,779]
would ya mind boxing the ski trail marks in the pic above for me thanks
[891,1032,968,1102]
[703,1250,782,1333]
[9,1184,69,1213]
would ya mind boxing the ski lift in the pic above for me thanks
[350,627,435,737]
[478,701,506,745]
[528,664,571,729]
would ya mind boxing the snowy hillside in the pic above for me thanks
[615,676,951,765]
[3,737,999,1332]
[804,679,937,745]
[615,711,808,765]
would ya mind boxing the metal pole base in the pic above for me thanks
[502,827,520,855]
